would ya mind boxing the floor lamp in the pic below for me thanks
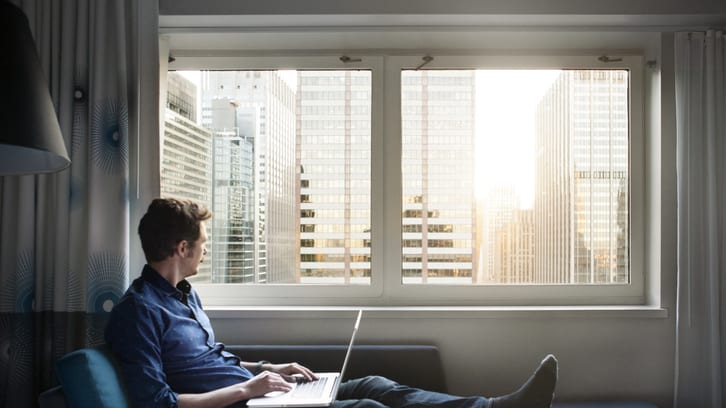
[0,1,70,175]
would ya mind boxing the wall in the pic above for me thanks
[189,32,674,405]
[159,0,726,18]
[208,307,672,405]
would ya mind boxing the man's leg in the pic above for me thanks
[490,354,558,408]
[336,376,491,408]
[330,398,389,408]
[335,354,557,408]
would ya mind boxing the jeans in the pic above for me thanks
[331,376,491,408]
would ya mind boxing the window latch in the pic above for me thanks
[416,55,434,70]
[598,55,623,63]
[340,55,362,63]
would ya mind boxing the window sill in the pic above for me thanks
[205,305,668,319]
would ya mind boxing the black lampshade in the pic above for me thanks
[0,1,70,175]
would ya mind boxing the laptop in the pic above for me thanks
[246,310,363,407]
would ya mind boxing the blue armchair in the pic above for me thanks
[39,345,129,408]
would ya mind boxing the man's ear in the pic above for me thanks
[175,240,188,257]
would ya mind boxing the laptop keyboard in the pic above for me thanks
[291,377,329,398]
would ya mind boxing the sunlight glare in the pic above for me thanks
[475,70,561,209]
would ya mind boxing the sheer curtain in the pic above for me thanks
[674,30,726,408]
[0,1,157,406]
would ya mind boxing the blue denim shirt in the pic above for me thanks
[105,265,253,407]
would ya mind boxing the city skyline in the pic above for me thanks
[164,67,630,285]
[181,70,562,210]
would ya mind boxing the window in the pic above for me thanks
[161,54,644,306]
[163,68,374,287]
[400,68,630,286]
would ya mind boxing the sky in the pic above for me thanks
[475,70,561,208]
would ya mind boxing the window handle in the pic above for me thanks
[340,55,362,63]
[598,55,623,63]
[416,55,434,70]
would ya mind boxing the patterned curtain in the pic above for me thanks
[0,1,149,405]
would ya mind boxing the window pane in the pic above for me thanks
[162,70,372,285]
[401,69,629,285]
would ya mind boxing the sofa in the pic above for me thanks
[38,344,446,408]
[39,344,659,408]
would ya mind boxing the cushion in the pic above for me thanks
[55,346,129,408]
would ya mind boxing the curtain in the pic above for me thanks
[0,1,151,405]
[674,30,726,408]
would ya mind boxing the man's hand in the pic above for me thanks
[244,371,295,398]
[263,362,319,383]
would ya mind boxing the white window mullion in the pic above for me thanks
[380,56,405,302]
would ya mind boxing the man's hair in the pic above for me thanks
[138,198,212,263]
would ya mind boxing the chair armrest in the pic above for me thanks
[38,385,67,408]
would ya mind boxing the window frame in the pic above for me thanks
[164,52,645,307]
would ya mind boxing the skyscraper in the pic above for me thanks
[495,209,535,284]
[204,98,255,283]
[296,71,372,283]
[201,71,297,283]
[162,72,213,280]
[167,72,198,122]
[534,70,629,284]
[479,185,520,283]
[401,70,477,283]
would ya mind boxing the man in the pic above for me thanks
[106,198,558,407]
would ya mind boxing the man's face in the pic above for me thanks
[184,222,208,277]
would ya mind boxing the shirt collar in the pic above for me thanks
[141,264,192,300]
